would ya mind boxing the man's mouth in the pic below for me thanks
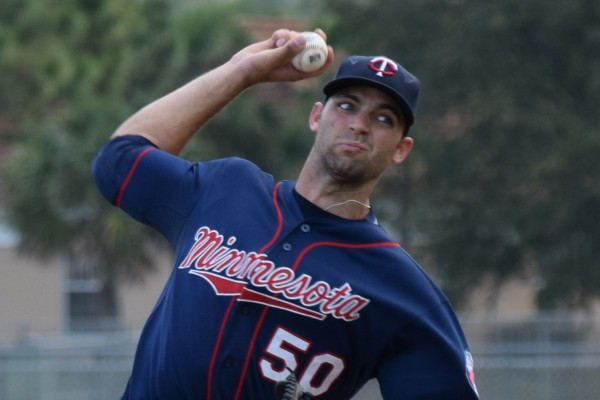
[338,140,368,153]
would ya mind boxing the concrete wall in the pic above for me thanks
[0,245,170,346]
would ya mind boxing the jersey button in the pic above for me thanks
[241,305,251,315]
[300,224,310,232]
[223,357,234,368]
[282,243,292,251]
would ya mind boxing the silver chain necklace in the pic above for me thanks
[324,199,371,211]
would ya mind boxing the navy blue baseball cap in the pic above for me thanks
[323,55,421,132]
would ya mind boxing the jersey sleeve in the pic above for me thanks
[92,135,200,243]
[377,300,479,399]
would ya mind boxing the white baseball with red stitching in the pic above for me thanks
[291,32,328,73]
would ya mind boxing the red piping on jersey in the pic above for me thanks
[232,192,400,399]
[258,182,285,254]
[292,241,401,270]
[206,298,237,400]
[115,146,155,207]
[206,182,284,400]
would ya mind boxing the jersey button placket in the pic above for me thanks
[240,304,251,315]
[223,356,234,369]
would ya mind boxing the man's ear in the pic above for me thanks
[392,136,414,164]
[308,102,324,133]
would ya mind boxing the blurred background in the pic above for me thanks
[1,0,599,398]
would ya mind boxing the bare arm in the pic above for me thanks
[112,29,334,155]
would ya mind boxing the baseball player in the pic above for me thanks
[93,29,479,399]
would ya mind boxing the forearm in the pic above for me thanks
[112,61,248,155]
[110,29,333,156]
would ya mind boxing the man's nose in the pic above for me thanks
[348,112,370,134]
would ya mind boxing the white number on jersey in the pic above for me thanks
[259,326,346,396]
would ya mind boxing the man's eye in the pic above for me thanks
[339,102,353,111]
[377,114,394,125]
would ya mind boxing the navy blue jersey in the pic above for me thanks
[92,135,479,399]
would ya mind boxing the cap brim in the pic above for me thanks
[323,77,415,126]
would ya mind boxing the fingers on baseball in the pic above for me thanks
[269,29,333,77]
[271,29,296,48]
[313,28,327,41]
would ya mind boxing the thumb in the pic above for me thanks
[275,33,307,61]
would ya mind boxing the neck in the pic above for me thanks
[296,181,373,220]
[295,158,379,219]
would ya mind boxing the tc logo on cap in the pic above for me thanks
[368,57,399,77]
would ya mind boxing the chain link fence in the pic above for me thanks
[464,313,600,400]
[1,313,599,399]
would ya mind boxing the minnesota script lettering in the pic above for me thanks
[178,226,370,321]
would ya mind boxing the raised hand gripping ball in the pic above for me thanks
[291,32,328,73]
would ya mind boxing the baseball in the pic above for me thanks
[291,32,328,73]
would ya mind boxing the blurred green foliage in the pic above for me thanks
[323,0,600,309]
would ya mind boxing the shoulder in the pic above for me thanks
[198,157,274,188]
[346,237,450,318]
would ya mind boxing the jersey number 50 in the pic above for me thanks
[259,326,346,396]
